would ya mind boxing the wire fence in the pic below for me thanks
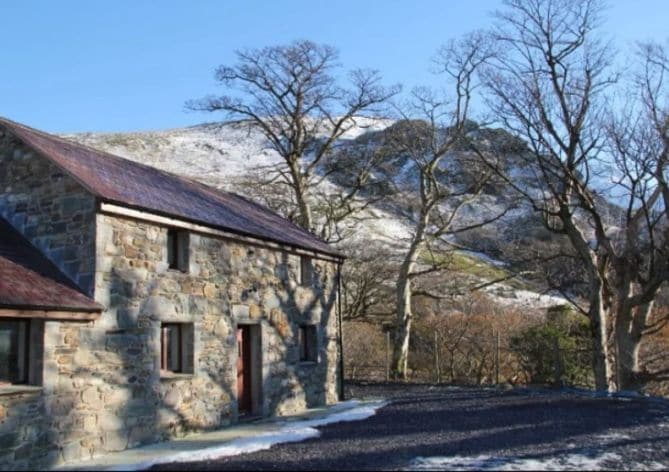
[344,330,596,389]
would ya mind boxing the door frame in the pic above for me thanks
[235,323,263,417]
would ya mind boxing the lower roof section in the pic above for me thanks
[0,217,103,314]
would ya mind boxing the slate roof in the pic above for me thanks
[0,217,103,312]
[0,118,341,258]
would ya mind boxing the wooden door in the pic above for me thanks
[236,326,252,414]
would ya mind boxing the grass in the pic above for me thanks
[419,250,531,290]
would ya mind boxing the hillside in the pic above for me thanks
[63,118,569,312]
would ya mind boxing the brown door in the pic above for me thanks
[236,326,252,414]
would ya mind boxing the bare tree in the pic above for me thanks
[387,34,507,379]
[340,239,397,321]
[188,40,399,240]
[602,40,669,389]
[476,0,669,391]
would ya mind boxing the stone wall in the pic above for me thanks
[0,207,340,469]
[93,213,340,431]
[0,127,96,295]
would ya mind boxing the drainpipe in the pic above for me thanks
[337,260,345,401]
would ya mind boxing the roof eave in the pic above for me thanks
[98,198,347,261]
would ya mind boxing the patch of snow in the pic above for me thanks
[594,432,631,443]
[335,116,396,140]
[460,250,508,267]
[355,212,412,247]
[485,287,568,309]
[107,399,388,471]
[407,452,665,471]
[64,118,581,314]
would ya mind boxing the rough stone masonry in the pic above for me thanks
[0,126,340,470]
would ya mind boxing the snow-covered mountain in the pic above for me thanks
[63,118,569,312]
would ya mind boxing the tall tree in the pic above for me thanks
[388,34,505,379]
[188,40,399,240]
[477,0,669,391]
[602,41,669,390]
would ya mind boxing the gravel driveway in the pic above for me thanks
[153,383,669,470]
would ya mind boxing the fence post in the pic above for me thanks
[434,331,441,384]
[552,336,562,387]
[494,330,500,386]
[385,330,390,382]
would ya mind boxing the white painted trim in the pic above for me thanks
[98,202,343,263]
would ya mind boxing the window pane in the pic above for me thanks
[299,325,317,362]
[177,232,189,272]
[300,257,312,286]
[161,324,182,373]
[299,326,307,361]
[167,230,177,269]
[307,326,317,362]
[168,325,181,372]
[0,320,27,384]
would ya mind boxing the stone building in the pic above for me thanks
[0,117,344,470]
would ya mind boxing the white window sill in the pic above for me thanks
[0,385,43,396]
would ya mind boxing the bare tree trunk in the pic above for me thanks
[287,158,314,231]
[390,218,426,380]
[391,259,416,380]
[295,189,313,232]
[588,287,616,391]
[615,301,652,390]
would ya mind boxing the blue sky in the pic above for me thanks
[1,1,667,133]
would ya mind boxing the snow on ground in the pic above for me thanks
[594,432,632,442]
[407,453,618,471]
[66,118,573,313]
[406,410,667,471]
[335,116,396,140]
[353,211,412,247]
[64,121,284,190]
[108,400,388,471]
[407,452,666,471]
[65,117,396,188]
[485,287,569,310]
[460,249,508,267]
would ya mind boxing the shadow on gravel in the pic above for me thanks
[152,383,669,471]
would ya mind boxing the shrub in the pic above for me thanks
[510,305,591,386]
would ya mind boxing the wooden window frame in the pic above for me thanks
[298,324,318,363]
[160,322,194,376]
[161,323,182,374]
[300,256,313,287]
[167,229,189,272]
[0,319,30,386]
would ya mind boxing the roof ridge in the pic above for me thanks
[0,117,311,229]
[0,117,292,222]
[0,117,341,258]
[0,117,212,190]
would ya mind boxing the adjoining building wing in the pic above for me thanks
[0,216,102,317]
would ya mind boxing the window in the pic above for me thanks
[160,323,194,374]
[167,229,189,272]
[300,256,314,286]
[0,319,30,385]
[298,325,318,363]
